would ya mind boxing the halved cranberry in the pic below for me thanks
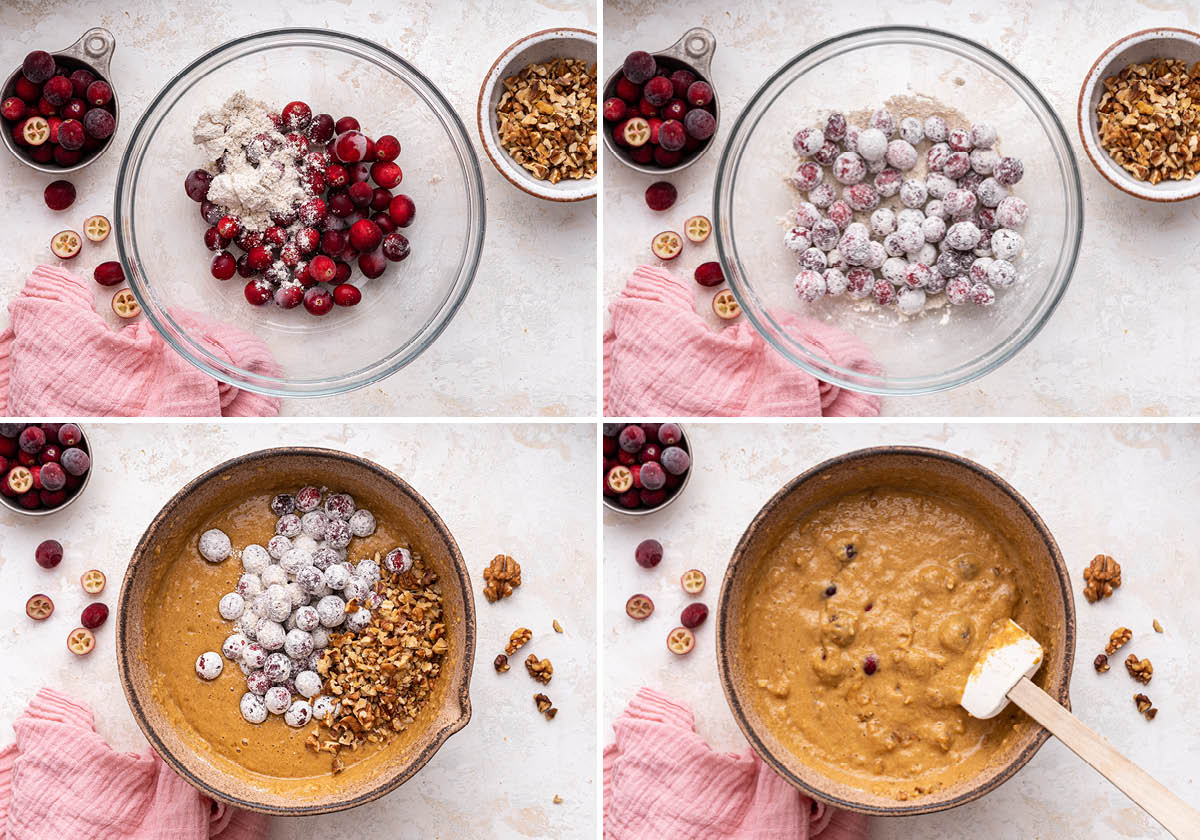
[388,194,415,227]
[333,283,361,306]
[381,232,410,262]
[43,180,76,211]
[308,112,335,144]
[334,115,360,134]
[93,261,124,287]
[274,284,303,309]
[244,278,272,305]
[85,80,112,107]
[370,161,402,188]
[303,286,333,316]
[374,134,401,162]
[210,251,236,280]
[35,538,63,569]
[1,97,26,121]
[348,219,382,252]
[358,250,387,279]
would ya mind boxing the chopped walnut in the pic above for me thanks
[1125,653,1153,684]
[1153,618,1164,633]
[305,550,446,773]
[1134,692,1158,720]
[483,554,522,602]
[533,692,558,719]
[553,795,563,804]
[525,653,553,684]
[553,619,563,633]
[496,58,597,184]
[1097,59,1200,184]
[494,654,510,673]
[1105,626,1132,655]
[1083,554,1122,603]
[1094,654,1110,673]
[505,627,532,655]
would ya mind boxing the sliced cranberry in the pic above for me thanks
[358,250,387,279]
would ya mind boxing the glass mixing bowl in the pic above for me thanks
[115,29,485,397]
[713,27,1083,396]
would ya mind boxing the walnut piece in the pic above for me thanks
[1134,692,1158,720]
[1153,618,1164,633]
[553,795,563,805]
[1083,554,1122,603]
[494,654,510,673]
[533,691,557,719]
[1125,653,1153,684]
[505,627,532,655]
[483,554,522,602]
[1094,654,1110,673]
[553,619,563,633]
[525,653,553,684]
[1097,59,1200,184]
[495,58,597,184]
[1105,626,1132,655]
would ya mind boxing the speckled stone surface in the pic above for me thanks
[603,0,1200,417]
[0,0,596,417]
[604,423,1200,838]
[0,423,596,838]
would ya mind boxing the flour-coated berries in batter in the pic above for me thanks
[991,229,1023,260]
[218,592,245,620]
[284,700,312,728]
[264,652,292,684]
[845,267,874,300]
[237,573,263,598]
[868,108,896,138]
[832,151,866,185]
[794,269,826,302]
[792,126,825,157]
[257,620,286,651]
[241,544,270,573]
[312,695,337,720]
[942,151,970,179]
[196,651,223,680]
[295,670,322,699]
[348,509,376,537]
[300,510,328,539]
[921,216,946,243]
[245,669,270,695]
[856,127,887,162]
[926,142,951,172]
[823,268,848,297]
[241,642,267,669]
[317,595,346,627]
[943,189,977,219]
[266,534,292,559]
[223,633,249,661]
[284,628,315,659]
[198,529,232,562]
[885,139,917,171]
[873,277,898,306]
[294,486,322,512]
[986,259,1017,288]
[969,148,998,175]
[275,514,301,538]
[897,287,926,315]
[995,196,1028,229]
[264,685,292,715]
[898,116,924,145]
[925,173,956,199]
[970,283,996,306]
[240,692,268,724]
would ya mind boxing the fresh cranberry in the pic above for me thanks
[348,219,382,252]
[210,251,236,280]
[293,261,313,286]
[358,250,387,279]
[680,603,708,629]
[43,180,76,211]
[42,75,72,106]
[283,131,309,155]
[14,76,40,104]
[630,145,654,164]
[85,80,112,107]
[201,227,224,251]
[333,260,352,285]
[39,462,66,492]
[38,423,59,439]
[638,443,661,463]
[320,229,347,256]
[39,444,60,464]
[381,232,410,262]
[270,207,297,226]
[309,255,337,283]
[694,261,724,287]
[93,261,124,286]
[637,97,658,118]
[349,162,371,182]
[334,115,360,134]
[657,423,682,446]
[328,191,354,218]
[181,169,213,203]
[294,228,320,255]
[644,181,677,211]
[35,539,63,569]
[370,161,402,188]
[374,134,401,162]
[244,245,272,272]
[643,76,673,106]
[661,99,687,121]
[344,182,370,208]
[39,488,66,507]
[615,77,642,104]
[279,243,301,267]
[17,450,36,468]
[634,538,662,568]
[387,194,415,227]
[669,69,696,99]
[68,69,94,98]
[81,603,108,629]
[274,284,303,309]
[29,143,52,164]
[333,130,370,163]
[17,490,41,510]
[603,97,627,122]
[216,215,240,239]
[59,447,89,476]
[235,254,257,278]
[58,98,85,120]
[371,212,396,234]
[21,50,55,84]
[325,164,349,188]
[1,97,26,120]
[686,81,713,107]
[658,120,685,151]
[308,112,334,144]
[54,146,82,166]
[618,489,641,508]
[56,424,81,447]
[243,279,271,305]
[303,286,333,316]
[281,100,312,131]
[200,200,223,225]
[19,426,45,454]
[264,226,287,248]
[333,283,361,306]
[365,188,390,213]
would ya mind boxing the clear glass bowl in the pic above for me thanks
[114,29,485,397]
[713,27,1083,396]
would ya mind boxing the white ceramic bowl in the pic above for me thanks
[1078,27,1200,202]
[477,28,597,202]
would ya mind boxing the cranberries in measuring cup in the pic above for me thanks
[603,422,691,511]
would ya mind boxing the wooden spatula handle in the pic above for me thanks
[1009,676,1200,840]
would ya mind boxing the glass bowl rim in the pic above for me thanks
[713,24,1085,397]
[113,27,487,398]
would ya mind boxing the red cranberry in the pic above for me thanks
[43,180,76,211]
[308,112,335,144]
[686,81,713,107]
[618,425,645,452]
[637,97,658,118]
[358,250,387,279]
[658,120,686,151]
[200,200,223,225]
[264,226,287,248]
[1,97,26,121]
[347,181,373,207]
[371,212,396,234]
[39,462,65,492]
[325,164,349,188]
[615,77,641,104]
[334,115,360,134]
[39,444,61,463]
[374,134,401,162]
[369,188,392,212]
[643,76,673,106]
[295,227,321,255]
[644,181,677,211]
[634,538,662,568]
[602,98,626,123]
[348,219,382,252]
[69,69,94,98]
[35,539,63,569]
[17,450,36,468]
[333,130,370,163]
[29,143,52,164]
[684,109,715,140]
[320,229,347,256]
[370,161,402,188]
[279,243,301,267]
[388,194,415,227]
[184,169,213,201]
[281,100,312,131]
[244,278,272,305]
[333,260,352,285]
[694,261,724,287]
[302,286,333,316]
[638,443,661,463]
[202,227,224,251]
[55,118,84,150]
[661,99,687,121]
[85,80,112,107]
[680,603,708,629]
[381,232,410,262]
[54,146,82,166]
[57,424,81,447]
[863,654,879,675]
[60,98,86,120]
[309,255,337,283]
[82,108,114,140]
[14,76,40,104]
[93,261,124,286]
[80,603,108,630]
[245,245,273,271]
[210,251,236,280]
[59,447,89,476]
[216,215,240,239]
[19,426,45,454]
[622,50,657,84]
[293,261,314,286]
[21,51,55,84]
[669,69,696,99]
[629,145,653,164]
[39,488,66,507]
[349,162,371,182]
[235,254,257,278]
[42,75,72,106]
[274,284,303,309]
[328,190,354,218]
[283,131,310,155]
[333,283,361,306]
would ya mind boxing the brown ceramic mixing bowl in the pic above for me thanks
[116,446,475,815]
[716,445,1075,816]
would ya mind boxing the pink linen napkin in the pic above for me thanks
[604,266,882,417]
[0,688,268,840]
[604,688,870,840]
[0,265,282,417]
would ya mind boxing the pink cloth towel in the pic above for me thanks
[604,688,870,840]
[0,265,282,417]
[0,688,268,840]
[604,266,882,417]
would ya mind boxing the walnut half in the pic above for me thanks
[525,653,553,684]
[1105,626,1132,655]
[1083,554,1121,603]
[483,554,522,602]
[505,627,532,655]
[1125,653,1153,684]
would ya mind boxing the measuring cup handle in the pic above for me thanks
[665,27,717,78]
[62,27,118,77]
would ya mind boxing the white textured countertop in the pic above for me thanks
[0,0,596,418]
[0,422,596,838]
[603,0,1200,417]
[603,423,1200,839]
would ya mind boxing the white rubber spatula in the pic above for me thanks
[962,620,1200,840]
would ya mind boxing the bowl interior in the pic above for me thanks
[117,447,475,815]
[717,447,1075,816]
[1081,29,1200,200]
[116,30,485,397]
[715,27,1083,395]
[482,30,597,199]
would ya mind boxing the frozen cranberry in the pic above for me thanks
[333,283,361,306]
[639,460,666,490]
[320,229,347,256]
[293,261,313,286]
[658,120,686,152]
[660,446,690,475]
[634,538,663,568]
[274,284,303,309]
[686,80,713,107]
[348,219,382,252]
[68,69,94,99]
[216,215,240,239]
[93,261,124,286]
[333,130,370,163]
[202,227,223,250]
[13,76,40,104]
[644,181,677,211]
[79,108,114,141]
[85,80,112,107]
[371,211,396,235]
[381,232,410,262]
[39,444,60,464]
[348,162,371,183]
[242,245,271,272]
[328,191,354,218]
[306,112,334,144]
[373,133,401,161]
[668,69,696,99]
[234,254,256,278]
[1,97,25,120]
[200,200,223,225]
[57,98,84,121]
[622,50,657,84]
[657,423,682,446]
[694,261,724,287]
[57,424,81,447]
[637,98,658,120]
[18,426,45,454]
[643,75,673,107]
[323,164,349,190]
[348,181,373,207]
[35,539,63,569]
[680,603,708,629]
[81,603,108,629]
[54,119,83,150]
[243,278,272,305]
[684,109,715,140]
[369,161,402,189]
[22,50,55,84]
[334,115,360,134]
[388,194,415,227]
[650,147,678,167]
[43,180,76,211]
[358,250,387,279]
[603,97,627,122]
[368,187,392,213]
[303,286,334,316]
[619,424,645,453]
[279,243,301,267]
[281,100,312,131]
[39,462,65,492]
[614,77,640,105]
[42,75,72,106]
[211,251,236,280]
[180,169,211,203]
